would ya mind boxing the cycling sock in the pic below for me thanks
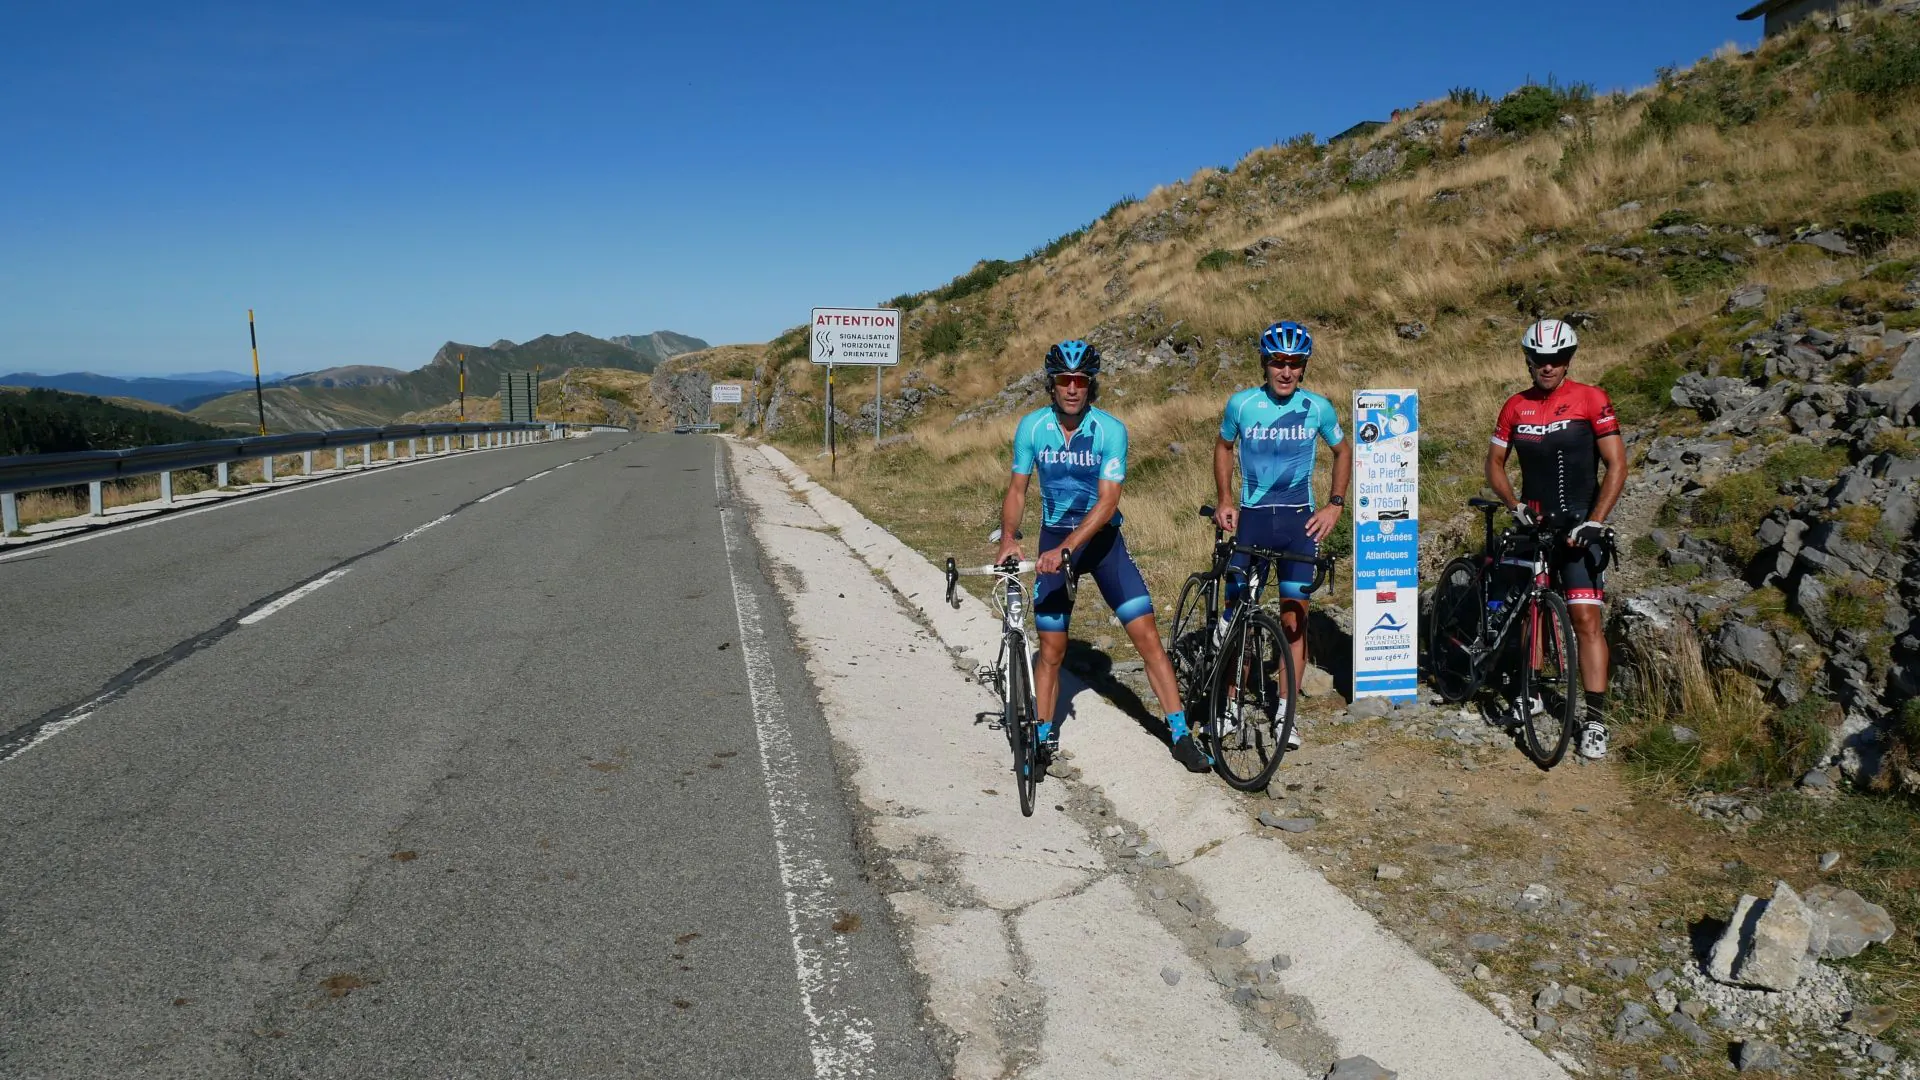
[1037,721,1055,745]
[1166,710,1189,740]
[1583,691,1606,727]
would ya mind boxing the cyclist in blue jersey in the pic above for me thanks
[995,341,1206,772]
[1213,322,1351,748]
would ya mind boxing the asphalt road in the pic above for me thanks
[0,433,943,1080]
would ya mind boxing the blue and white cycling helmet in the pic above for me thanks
[1258,321,1313,360]
[1044,339,1102,377]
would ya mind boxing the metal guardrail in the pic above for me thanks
[0,421,563,535]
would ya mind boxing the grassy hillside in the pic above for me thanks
[1,386,234,455]
[400,367,679,431]
[189,330,709,431]
[712,9,1920,605]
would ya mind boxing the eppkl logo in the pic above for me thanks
[1368,612,1408,636]
[1375,591,1397,603]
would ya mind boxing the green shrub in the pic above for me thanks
[1027,226,1088,262]
[1651,209,1699,229]
[883,292,924,313]
[1901,699,1920,754]
[1767,697,1838,782]
[1842,188,1920,250]
[1826,575,1888,631]
[1449,86,1490,108]
[1600,354,1686,424]
[1490,80,1592,134]
[1662,253,1742,293]
[1490,85,1564,134]
[1762,443,1849,486]
[931,260,1014,305]
[1101,195,1140,222]
[1196,248,1237,272]
[1825,21,1920,100]
[923,319,965,356]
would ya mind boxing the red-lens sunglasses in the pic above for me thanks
[1053,373,1092,388]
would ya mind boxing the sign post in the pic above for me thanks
[1350,389,1421,702]
[810,307,901,474]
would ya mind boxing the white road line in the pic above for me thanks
[476,486,514,503]
[525,470,553,480]
[396,514,454,543]
[0,438,569,564]
[239,569,351,626]
[714,452,877,1079]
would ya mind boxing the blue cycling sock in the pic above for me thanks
[1037,721,1055,745]
[1166,710,1189,740]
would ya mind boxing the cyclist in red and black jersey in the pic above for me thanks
[1485,319,1629,761]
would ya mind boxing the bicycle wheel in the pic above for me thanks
[1207,609,1295,792]
[1005,643,1039,816]
[1426,557,1484,703]
[1166,574,1218,711]
[1514,591,1581,769]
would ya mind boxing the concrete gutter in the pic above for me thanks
[735,440,1570,1080]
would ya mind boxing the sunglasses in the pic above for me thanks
[1053,373,1091,388]
[1527,356,1569,369]
[1264,356,1308,370]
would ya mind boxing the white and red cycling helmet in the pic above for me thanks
[1522,319,1578,364]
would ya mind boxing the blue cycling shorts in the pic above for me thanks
[1226,505,1318,606]
[1034,525,1154,634]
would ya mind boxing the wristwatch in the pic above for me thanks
[1328,495,1345,508]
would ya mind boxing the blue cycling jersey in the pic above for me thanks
[1011,406,1128,529]
[1219,386,1344,509]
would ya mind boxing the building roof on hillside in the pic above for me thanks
[1329,120,1387,144]
[1737,0,1787,16]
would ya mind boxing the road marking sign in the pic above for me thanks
[810,308,900,366]
[712,383,744,404]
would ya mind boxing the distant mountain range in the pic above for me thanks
[1,331,707,432]
[0,371,275,409]
[187,330,707,430]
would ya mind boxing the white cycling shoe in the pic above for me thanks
[1577,721,1610,761]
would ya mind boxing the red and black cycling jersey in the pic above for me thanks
[1491,379,1620,520]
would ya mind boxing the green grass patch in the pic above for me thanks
[1825,575,1888,631]
[1600,353,1685,425]
[1196,248,1237,272]
[923,319,966,357]
[1661,252,1742,293]
[1762,442,1849,486]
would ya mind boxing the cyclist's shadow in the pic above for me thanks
[1058,639,1173,748]
[1306,611,1356,701]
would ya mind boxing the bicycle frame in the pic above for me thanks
[1182,505,1335,695]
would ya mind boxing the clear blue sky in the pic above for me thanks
[1,2,1758,377]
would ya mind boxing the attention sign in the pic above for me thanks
[810,308,901,366]
[711,383,743,404]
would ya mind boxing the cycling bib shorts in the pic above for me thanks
[1227,505,1318,606]
[1034,524,1153,634]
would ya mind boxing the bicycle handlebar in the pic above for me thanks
[1195,504,1337,597]
[945,555,1040,610]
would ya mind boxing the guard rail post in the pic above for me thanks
[408,438,417,458]
[263,455,276,482]
[89,481,104,518]
[160,471,174,505]
[3,493,17,535]
[385,440,394,462]
[302,451,313,476]
[362,443,372,468]
[217,463,230,487]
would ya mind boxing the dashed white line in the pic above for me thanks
[714,450,877,1079]
[239,569,351,626]
[526,470,554,480]
[476,486,515,503]
[396,514,454,543]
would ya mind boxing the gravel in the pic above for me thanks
[1161,967,1181,986]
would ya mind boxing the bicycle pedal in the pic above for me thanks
[972,664,998,685]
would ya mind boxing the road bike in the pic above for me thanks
[946,553,1073,817]
[1425,498,1614,769]
[1164,506,1336,792]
